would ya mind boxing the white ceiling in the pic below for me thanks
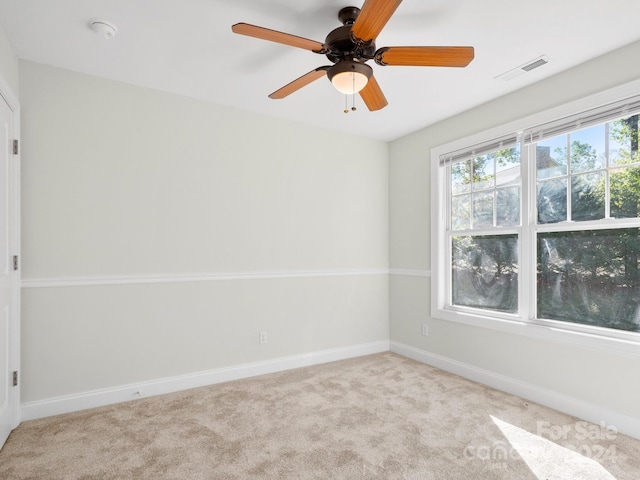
[1,0,640,141]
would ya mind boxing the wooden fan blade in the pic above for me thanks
[232,23,328,53]
[359,76,388,111]
[269,67,329,99]
[375,46,475,67]
[351,0,403,44]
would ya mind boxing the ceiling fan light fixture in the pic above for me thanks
[328,61,372,95]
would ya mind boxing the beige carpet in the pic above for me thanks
[1,352,638,479]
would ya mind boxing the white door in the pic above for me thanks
[0,92,17,450]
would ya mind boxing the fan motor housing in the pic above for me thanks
[325,25,376,64]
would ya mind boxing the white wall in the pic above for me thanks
[0,23,18,96]
[389,40,640,432]
[20,61,389,404]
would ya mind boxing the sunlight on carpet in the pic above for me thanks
[491,416,618,480]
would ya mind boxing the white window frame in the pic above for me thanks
[431,79,640,358]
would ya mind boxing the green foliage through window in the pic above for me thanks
[447,113,640,335]
[452,235,518,313]
[538,229,640,332]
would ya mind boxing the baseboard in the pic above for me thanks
[23,340,639,441]
[21,340,389,421]
[390,341,640,440]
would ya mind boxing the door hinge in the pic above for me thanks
[13,139,18,155]
[12,255,18,271]
[12,371,18,387]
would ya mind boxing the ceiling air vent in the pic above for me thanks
[521,57,549,71]
[495,55,549,81]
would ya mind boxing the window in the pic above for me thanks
[450,147,521,313]
[432,85,640,350]
[534,118,640,334]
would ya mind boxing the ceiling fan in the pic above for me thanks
[231,0,474,111]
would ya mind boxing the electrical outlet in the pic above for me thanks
[259,331,268,344]
[421,324,429,336]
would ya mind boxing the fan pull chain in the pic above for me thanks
[343,74,359,113]
[343,95,358,113]
[351,74,357,111]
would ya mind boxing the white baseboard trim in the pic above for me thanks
[21,341,390,421]
[390,341,640,440]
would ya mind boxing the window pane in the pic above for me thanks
[538,228,640,332]
[452,235,518,313]
[450,147,521,232]
[538,178,567,224]
[496,187,520,227]
[609,115,640,167]
[495,147,521,187]
[571,172,605,221]
[451,194,471,230]
[452,160,471,194]
[610,166,640,218]
[570,125,605,173]
[537,136,568,179]
[472,155,495,191]
[472,192,493,228]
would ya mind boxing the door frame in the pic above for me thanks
[0,71,21,436]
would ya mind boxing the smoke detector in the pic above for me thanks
[89,19,118,39]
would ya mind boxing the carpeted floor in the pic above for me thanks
[1,352,638,479]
